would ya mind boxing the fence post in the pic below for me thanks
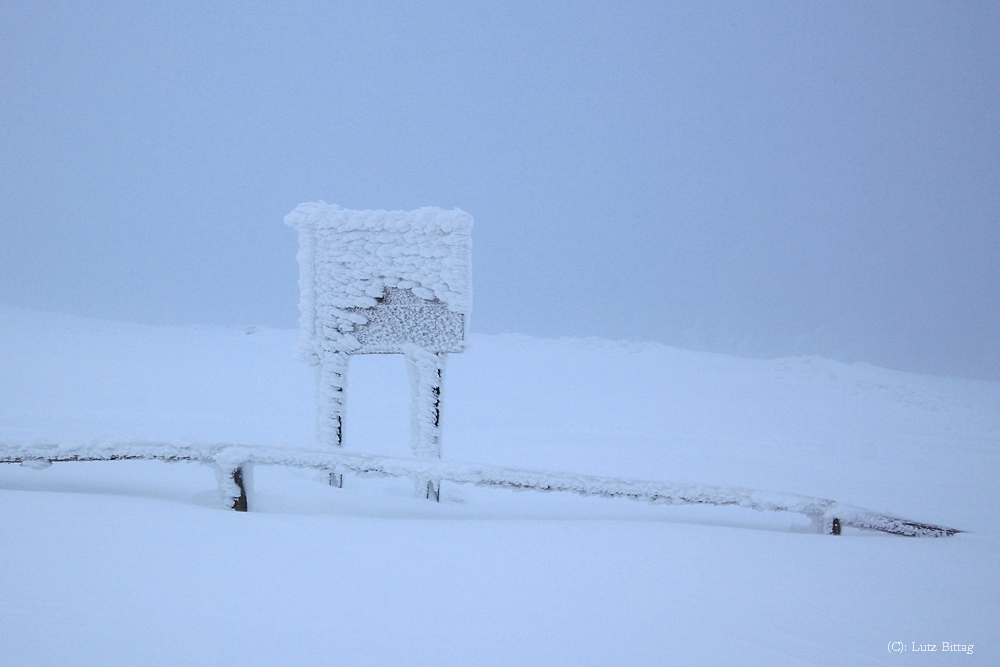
[215,460,253,512]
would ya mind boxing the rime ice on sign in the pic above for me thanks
[285,202,472,498]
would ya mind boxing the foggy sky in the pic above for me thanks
[2,1,998,379]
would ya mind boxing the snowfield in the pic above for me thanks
[1,306,997,665]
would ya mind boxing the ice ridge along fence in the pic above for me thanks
[0,440,962,537]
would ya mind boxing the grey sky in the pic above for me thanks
[2,1,998,379]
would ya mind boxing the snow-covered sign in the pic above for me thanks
[285,203,472,499]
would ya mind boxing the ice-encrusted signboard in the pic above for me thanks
[285,202,472,498]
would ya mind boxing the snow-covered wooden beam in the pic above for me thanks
[0,440,961,537]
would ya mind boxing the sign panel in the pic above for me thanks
[286,202,473,481]
[286,202,472,358]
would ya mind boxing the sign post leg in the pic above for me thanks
[405,346,445,501]
[317,352,349,449]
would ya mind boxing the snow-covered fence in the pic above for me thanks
[285,203,472,499]
[0,440,962,537]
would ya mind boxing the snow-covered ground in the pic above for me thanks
[1,306,997,665]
